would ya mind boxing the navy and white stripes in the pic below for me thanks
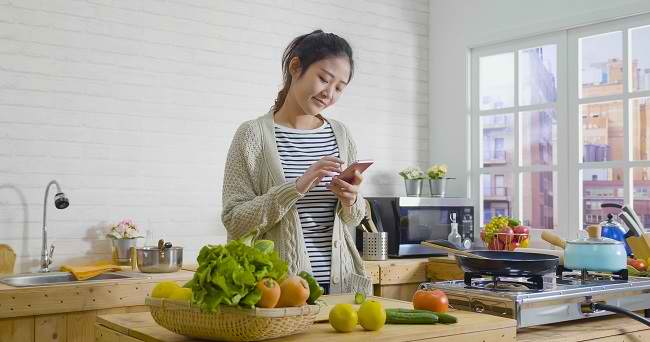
[275,121,339,284]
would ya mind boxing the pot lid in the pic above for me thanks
[567,225,623,245]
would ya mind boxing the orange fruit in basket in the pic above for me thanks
[256,278,280,308]
[276,275,310,307]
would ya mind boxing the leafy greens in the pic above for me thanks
[185,235,288,312]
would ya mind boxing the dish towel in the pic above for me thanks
[60,263,122,280]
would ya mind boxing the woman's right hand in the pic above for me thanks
[295,156,344,194]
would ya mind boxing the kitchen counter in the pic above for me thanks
[95,294,517,342]
[0,270,194,319]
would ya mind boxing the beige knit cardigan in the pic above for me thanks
[221,110,372,294]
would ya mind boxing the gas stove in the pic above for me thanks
[425,269,650,328]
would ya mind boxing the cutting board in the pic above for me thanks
[0,244,16,274]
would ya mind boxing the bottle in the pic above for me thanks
[144,230,155,247]
[448,213,462,248]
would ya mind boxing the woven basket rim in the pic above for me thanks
[145,297,320,317]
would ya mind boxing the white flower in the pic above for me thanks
[399,167,426,180]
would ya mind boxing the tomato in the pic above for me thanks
[412,289,449,313]
[628,258,647,272]
[256,278,281,308]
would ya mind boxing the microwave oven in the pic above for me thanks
[356,197,475,258]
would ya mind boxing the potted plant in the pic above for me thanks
[399,167,426,197]
[107,219,143,265]
[427,164,448,197]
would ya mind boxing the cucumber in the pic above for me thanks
[385,308,438,324]
[434,312,458,324]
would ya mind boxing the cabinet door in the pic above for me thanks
[0,316,35,342]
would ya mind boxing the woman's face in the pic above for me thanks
[289,56,351,116]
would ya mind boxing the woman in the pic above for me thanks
[221,30,371,295]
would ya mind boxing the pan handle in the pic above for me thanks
[601,203,623,209]
[541,231,567,249]
[590,303,650,327]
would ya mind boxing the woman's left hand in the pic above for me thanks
[328,170,363,207]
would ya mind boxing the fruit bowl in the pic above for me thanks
[485,232,529,251]
[145,297,319,341]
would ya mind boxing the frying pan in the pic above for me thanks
[423,240,559,276]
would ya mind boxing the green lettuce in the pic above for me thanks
[186,234,287,312]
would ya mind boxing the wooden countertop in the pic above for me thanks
[0,270,194,318]
[95,294,517,342]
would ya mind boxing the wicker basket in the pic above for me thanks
[145,297,320,341]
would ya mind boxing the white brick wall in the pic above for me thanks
[0,0,429,273]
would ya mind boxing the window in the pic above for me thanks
[569,14,650,231]
[471,13,650,238]
[472,38,562,235]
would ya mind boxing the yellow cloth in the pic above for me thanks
[60,263,122,280]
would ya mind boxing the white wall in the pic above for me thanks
[429,0,650,198]
[0,0,429,273]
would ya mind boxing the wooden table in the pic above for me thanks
[95,294,517,342]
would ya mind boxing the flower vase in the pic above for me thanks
[404,179,423,197]
[429,178,447,197]
[111,238,138,265]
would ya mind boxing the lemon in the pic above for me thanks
[520,238,529,248]
[329,303,358,333]
[357,300,386,331]
[168,287,192,301]
[151,281,181,298]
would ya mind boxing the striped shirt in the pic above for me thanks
[274,121,339,284]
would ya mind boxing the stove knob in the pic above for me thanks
[473,304,485,313]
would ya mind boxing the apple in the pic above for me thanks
[512,226,529,243]
[489,237,505,250]
[513,226,530,235]
[628,258,647,271]
[497,227,514,244]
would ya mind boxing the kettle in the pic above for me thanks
[600,214,632,256]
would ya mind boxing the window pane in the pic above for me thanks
[480,53,514,110]
[582,168,624,228]
[580,31,623,98]
[522,172,557,229]
[632,97,650,160]
[481,173,513,225]
[519,45,557,106]
[630,25,650,92]
[481,114,513,167]
[581,101,624,161]
[634,167,650,230]
[521,109,557,166]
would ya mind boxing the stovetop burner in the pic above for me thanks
[463,272,545,291]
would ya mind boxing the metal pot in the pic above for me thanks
[542,225,627,272]
[136,244,183,273]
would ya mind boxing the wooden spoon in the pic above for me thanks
[421,240,488,259]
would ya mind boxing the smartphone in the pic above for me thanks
[336,160,374,183]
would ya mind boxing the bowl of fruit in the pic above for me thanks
[480,216,530,251]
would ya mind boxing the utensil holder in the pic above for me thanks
[362,231,388,261]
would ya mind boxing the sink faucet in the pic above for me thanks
[40,180,69,273]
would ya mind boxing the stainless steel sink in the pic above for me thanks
[0,271,148,287]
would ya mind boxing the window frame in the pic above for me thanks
[470,32,569,243]
[568,13,650,236]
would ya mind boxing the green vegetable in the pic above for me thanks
[254,240,274,254]
[507,218,521,227]
[385,308,438,324]
[186,235,288,312]
[435,312,458,324]
[298,271,323,304]
[354,291,366,304]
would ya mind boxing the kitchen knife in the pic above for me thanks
[620,211,643,238]
[622,205,645,234]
